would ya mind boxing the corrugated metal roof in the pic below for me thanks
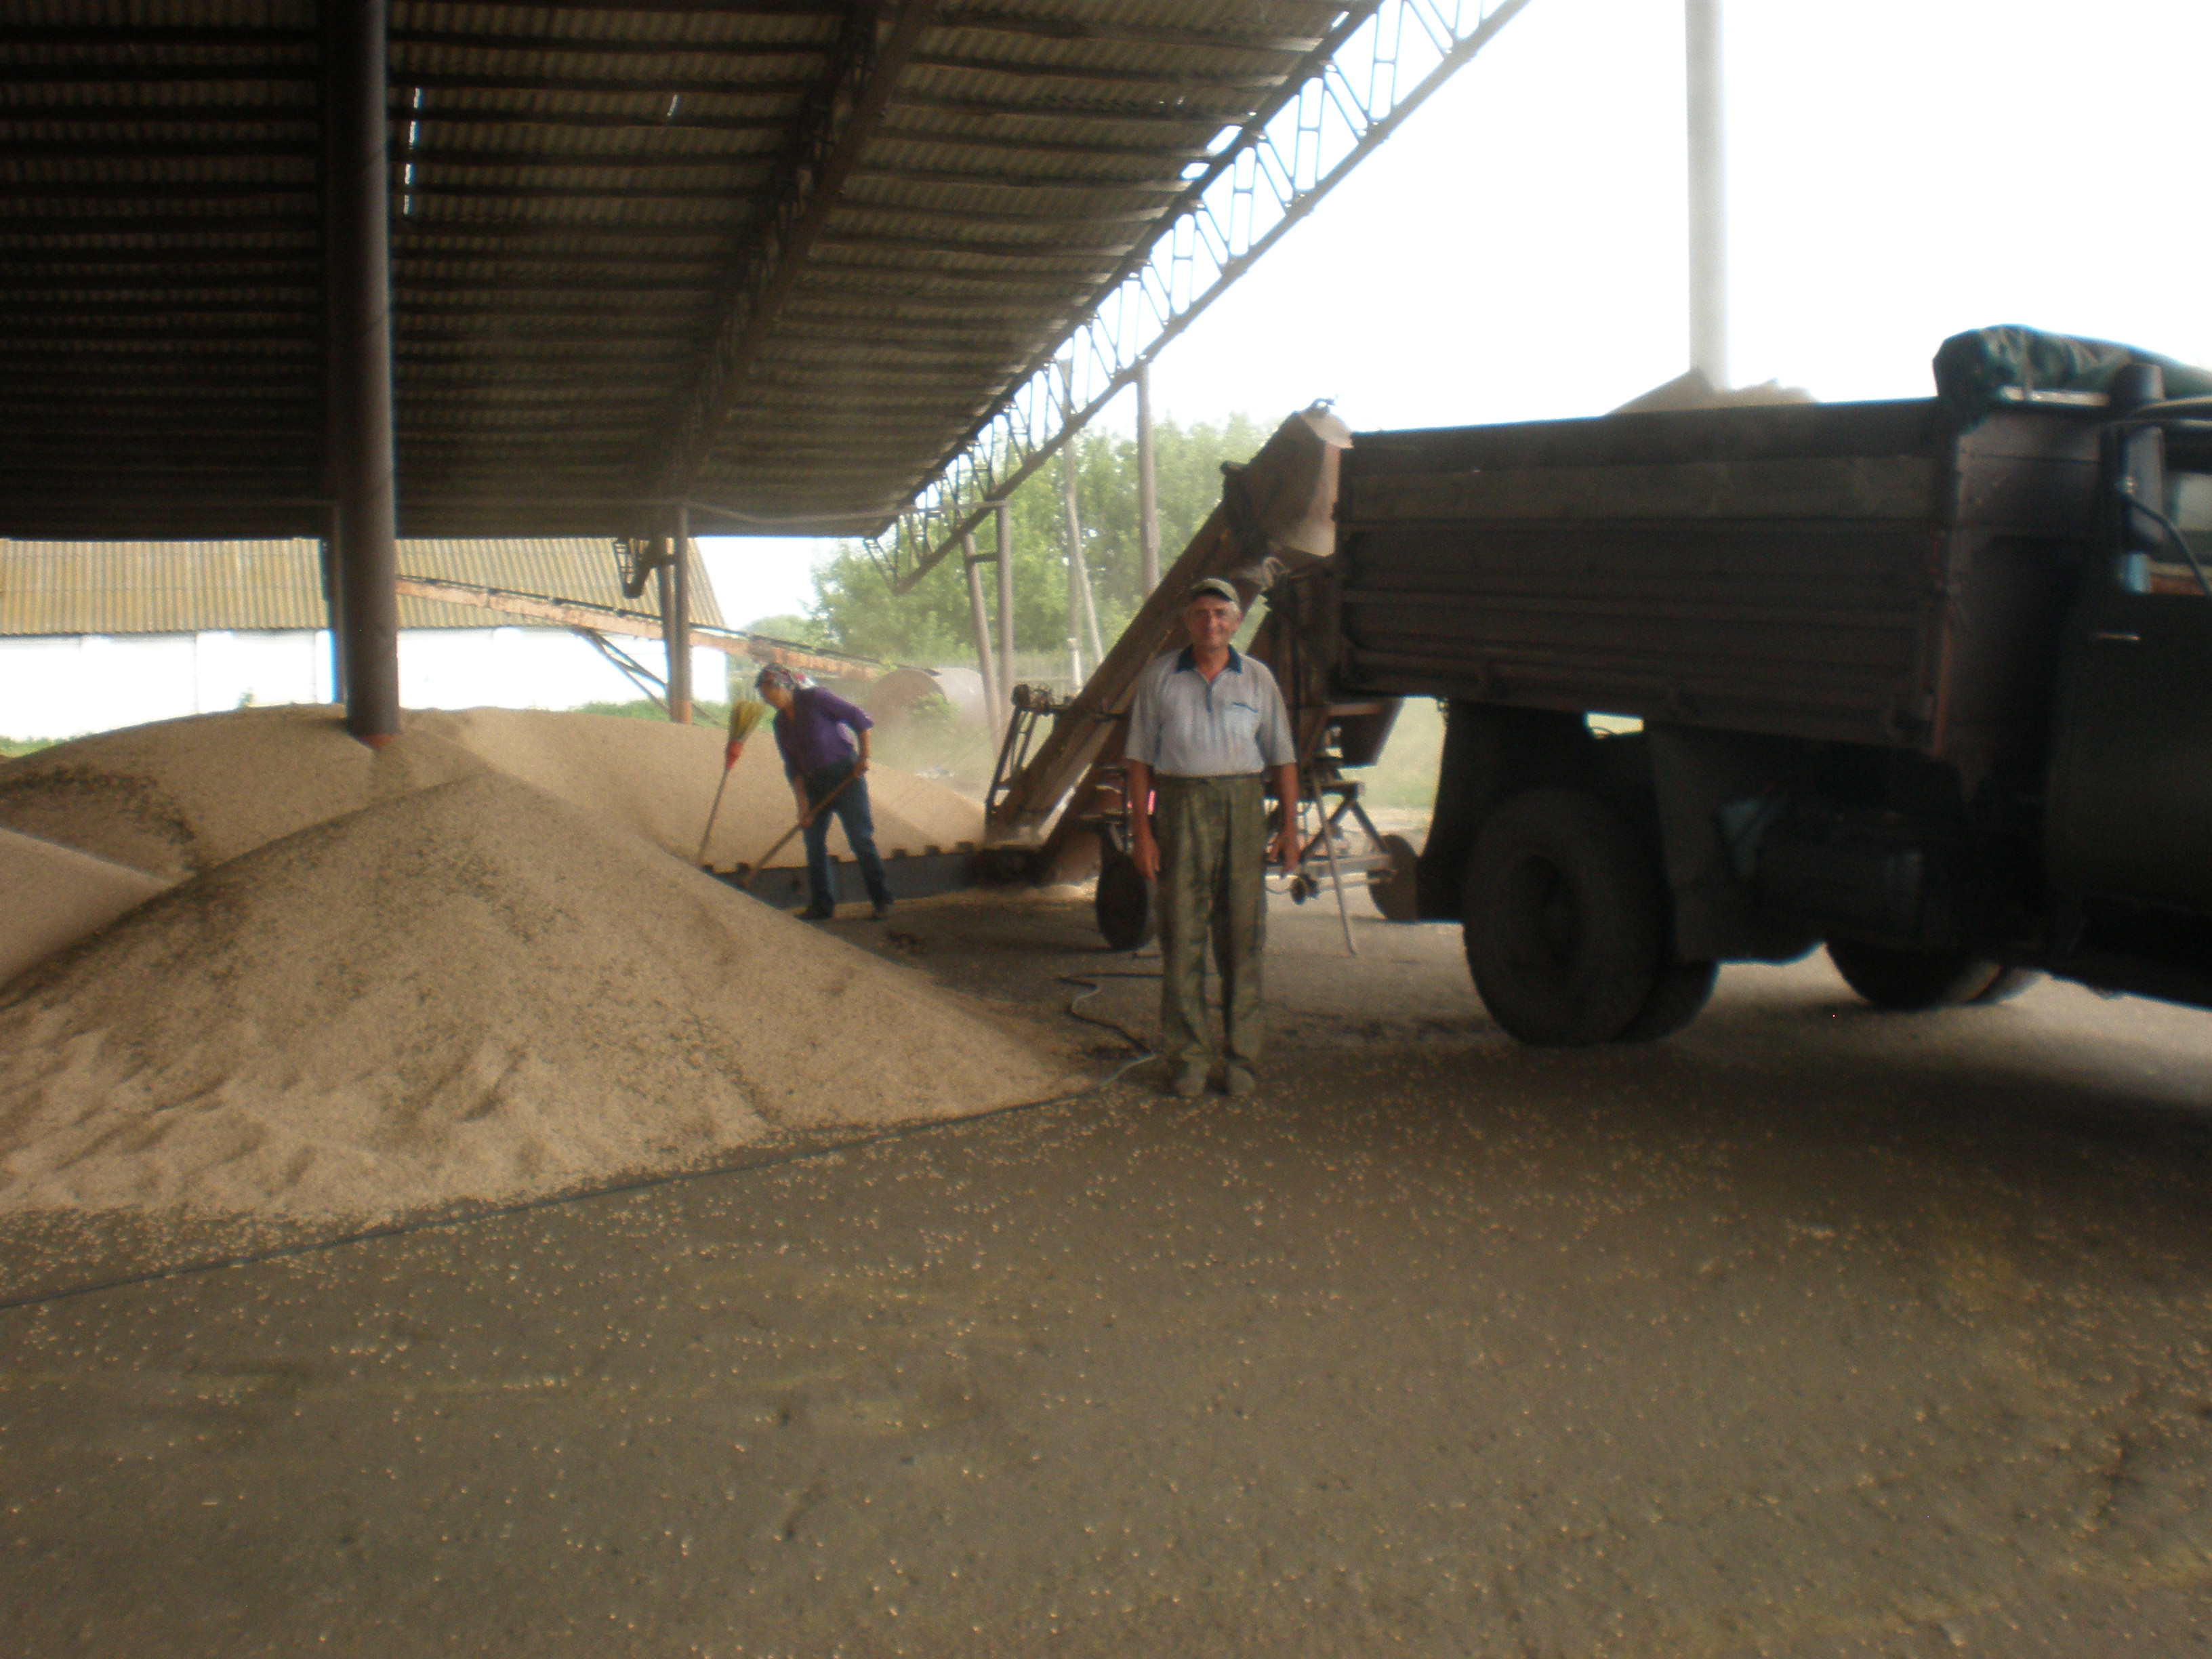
[0,0,1354,539]
[0,537,725,636]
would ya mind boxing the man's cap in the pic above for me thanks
[1185,576,1241,606]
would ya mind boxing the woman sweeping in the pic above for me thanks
[755,664,894,921]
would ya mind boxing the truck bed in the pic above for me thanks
[1334,399,2101,777]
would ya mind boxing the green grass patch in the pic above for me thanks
[573,698,732,727]
[1353,697,1443,811]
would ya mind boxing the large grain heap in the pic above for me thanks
[0,708,1070,1222]
[0,703,982,880]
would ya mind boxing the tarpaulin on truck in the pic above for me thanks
[1933,326,2212,428]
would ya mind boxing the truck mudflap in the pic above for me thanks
[1414,703,1592,922]
[1639,725,1826,964]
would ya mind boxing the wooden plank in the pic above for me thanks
[1343,642,1921,751]
[391,576,665,636]
[1347,455,1939,524]
[391,574,884,681]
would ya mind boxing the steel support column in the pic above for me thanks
[993,500,1015,699]
[1136,359,1160,595]
[668,507,694,723]
[319,506,346,705]
[1057,361,1104,670]
[960,531,1000,733]
[652,540,686,724]
[324,0,402,744]
[1686,0,1728,388]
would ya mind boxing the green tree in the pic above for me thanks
[737,611,827,646]
[805,412,1270,662]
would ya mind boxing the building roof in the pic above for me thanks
[0,1,1354,540]
[0,538,725,637]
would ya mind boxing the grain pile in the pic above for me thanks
[0,705,480,880]
[0,703,985,880]
[417,705,986,872]
[0,828,171,987]
[0,708,1073,1223]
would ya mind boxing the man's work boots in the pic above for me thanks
[1224,1066,1258,1098]
[1170,1062,1208,1097]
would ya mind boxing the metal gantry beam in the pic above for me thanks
[869,0,1538,595]
[645,0,940,497]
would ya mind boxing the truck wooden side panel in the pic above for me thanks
[1336,400,2100,777]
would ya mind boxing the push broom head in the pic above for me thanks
[700,698,773,867]
[727,699,771,743]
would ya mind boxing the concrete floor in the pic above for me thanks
[4,890,2211,1656]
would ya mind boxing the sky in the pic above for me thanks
[701,0,2212,625]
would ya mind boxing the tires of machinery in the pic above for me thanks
[1095,850,1157,952]
[1462,789,1663,1046]
[1618,958,1719,1042]
[1368,833,1420,922]
[1824,939,2005,1010]
[1972,966,2045,1004]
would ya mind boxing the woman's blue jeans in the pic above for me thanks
[800,758,891,914]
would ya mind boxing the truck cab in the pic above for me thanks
[2045,403,2212,999]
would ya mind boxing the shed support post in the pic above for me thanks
[652,542,684,723]
[668,507,694,723]
[961,533,1001,735]
[1136,360,1160,595]
[1056,361,1105,674]
[1686,0,1729,389]
[993,500,1015,701]
[325,0,402,745]
[1063,485,1082,682]
[319,508,347,705]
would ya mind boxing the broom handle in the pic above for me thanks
[739,766,861,891]
[693,764,734,867]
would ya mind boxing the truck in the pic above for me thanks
[1316,333,2212,1044]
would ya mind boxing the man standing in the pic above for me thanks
[756,664,893,921]
[1125,577,1301,1096]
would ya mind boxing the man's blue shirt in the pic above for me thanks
[1125,645,1296,777]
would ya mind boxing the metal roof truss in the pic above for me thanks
[867,0,1534,593]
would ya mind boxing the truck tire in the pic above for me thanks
[1462,789,1662,1046]
[1368,833,1420,922]
[1972,966,2045,1004]
[1619,958,1719,1042]
[1094,851,1156,951]
[1824,939,2004,1010]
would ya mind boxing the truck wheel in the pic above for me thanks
[1973,966,2045,1004]
[1824,939,2003,1010]
[1094,851,1156,951]
[1619,958,1719,1042]
[1368,834,1420,922]
[1462,789,1662,1046]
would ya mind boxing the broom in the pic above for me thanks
[695,699,771,868]
[737,766,861,891]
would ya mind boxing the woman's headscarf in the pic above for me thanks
[754,663,811,695]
